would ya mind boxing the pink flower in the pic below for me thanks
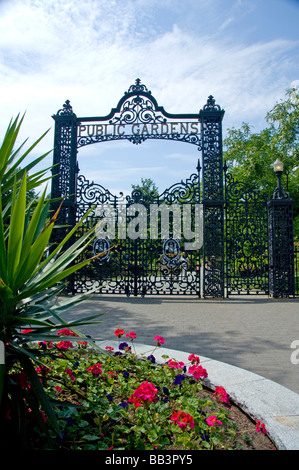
[55,386,62,393]
[126,331,137,340]
[256,420,267,434]
[128,381,158,407]
[56,340,73,350]
[154,335,165,346]
[87,363,102,376]
[167,359,185,369]
[213,386,230,405]
[188,354,200,365]
[206,415,223,427]
[171,410,195,430]
[65,368,75,382]
[114,329,125,338]
[188,364,208,379]
[57,328,78,337]
[107,371,118,378]
[105,346,114,351]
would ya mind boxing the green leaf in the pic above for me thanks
[7,173,27,284]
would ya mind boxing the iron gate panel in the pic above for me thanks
[225,172,269,295]
[73,172,202,296]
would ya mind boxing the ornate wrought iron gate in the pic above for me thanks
[50,79,294,298]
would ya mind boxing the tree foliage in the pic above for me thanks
[223,88,299,238]
[131,177,159,202]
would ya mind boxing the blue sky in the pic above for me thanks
[0,0,298,196]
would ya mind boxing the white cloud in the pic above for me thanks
[0,0,298,193]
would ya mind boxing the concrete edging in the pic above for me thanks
[97,340,299,451]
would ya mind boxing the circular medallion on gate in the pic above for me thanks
[93,238,110,263]
[162,238,180,263]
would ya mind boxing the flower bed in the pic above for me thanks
[5,328,276,450]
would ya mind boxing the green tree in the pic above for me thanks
[131,177,159,202]
[224,88,299,239]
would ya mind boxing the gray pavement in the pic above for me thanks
[64,294,299,395]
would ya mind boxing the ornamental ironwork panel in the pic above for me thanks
[268,198,295,297]
[77,79,202,149]
[73,171,202,296]
[225,172,269,295]
[200,96,225,297]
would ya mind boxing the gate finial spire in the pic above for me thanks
[126,78,150,94]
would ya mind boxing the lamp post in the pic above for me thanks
[268,158,294,297]
[273,158,284,198]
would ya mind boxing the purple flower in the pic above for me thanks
[122,371,129,379]
[174,374,186,386]
[119,342,129,350]
[119,401,128,407]
[66,417,76,426]
[147,355,156,364]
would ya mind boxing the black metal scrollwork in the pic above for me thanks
[225,172,269,295]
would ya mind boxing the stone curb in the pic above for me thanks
[96,340,299,451]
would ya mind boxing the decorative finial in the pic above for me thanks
[126,79,151,94]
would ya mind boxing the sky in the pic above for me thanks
[0,0,299,197]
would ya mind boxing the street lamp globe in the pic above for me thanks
[273,158,284,173]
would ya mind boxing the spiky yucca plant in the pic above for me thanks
[0,115,103,448]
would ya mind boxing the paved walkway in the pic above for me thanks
[64,294,299,395]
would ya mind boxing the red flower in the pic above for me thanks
[167,359,185,369]
[114,329,125,338]
[65,368,75,382]
[206,415,222,427]
[154,335,165,346]
[56,341,73,350]
[213,386,230,405]
[57,328,78,337]
[128,381,158,407]
[126,331,137,340]
[188,364,208,379]
[14,371,29,389]
[188,354,200,365]
[171,410,195,430]
[256,420,267,434]
[87,363,102,375]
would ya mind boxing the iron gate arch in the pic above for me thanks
[50,79,294,298]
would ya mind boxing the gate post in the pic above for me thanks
[268,162,295,297]
[51,100,78,293]
[51,100,78,246]
[200,96,225,298]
